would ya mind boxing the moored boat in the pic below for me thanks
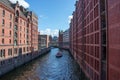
[56,51,62,58]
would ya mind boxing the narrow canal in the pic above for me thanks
[0,48,81,80]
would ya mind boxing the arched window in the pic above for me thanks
[15,11,19,23]
[2,19,5,26]
[10,22,12,28]
[16,10,19,17]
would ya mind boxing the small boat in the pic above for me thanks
[56,51,63,58]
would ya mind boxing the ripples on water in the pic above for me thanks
[0,48,81,80]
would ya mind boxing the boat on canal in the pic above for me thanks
[56,51,63,58]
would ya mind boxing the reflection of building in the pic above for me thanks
[63,29,70,49]
[58,30,63,47]
[0,0,38,70]
[39,35,50,50]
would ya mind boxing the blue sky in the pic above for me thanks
[10,0,76,36]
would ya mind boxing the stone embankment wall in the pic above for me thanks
[0,48,51,77]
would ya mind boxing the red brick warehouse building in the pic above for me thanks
[70,0,120,80]
[0,0,38,73]
[107,0,120,80]
[58,30,63,48]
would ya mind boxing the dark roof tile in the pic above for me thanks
[0,0,14,10]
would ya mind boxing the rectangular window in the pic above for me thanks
[27,41,29,44]
[3,49,5,57]
[0,49,5,58]
[2,39,4,44]
[14,48,17,54]
[19,48,22,54]
[27,47,29,51]
[10,22,12,28]
[2,19,5,26]
[2,29,4,36]
[23,47,25,52]
[2,10,5,17]
[20,33,21,38]
[9,39,11,44]
[8,49,12,56]
[10,31,11,36]
[10,14,12,20]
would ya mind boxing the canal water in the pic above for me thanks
[0,48,81,80]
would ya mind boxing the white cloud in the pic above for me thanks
[68,15,73,23]
[9,0,29,8]
[40,28,59,37]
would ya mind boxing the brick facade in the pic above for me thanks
[70,0,107,80]
[70,0,120,80]
[63,29,70,49]
[0,0,38,66]
[107,0,120,80]
[58,30,63,47]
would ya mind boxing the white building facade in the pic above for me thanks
[63,29,70,49]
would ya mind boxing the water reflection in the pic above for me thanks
[0,48,80,80]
